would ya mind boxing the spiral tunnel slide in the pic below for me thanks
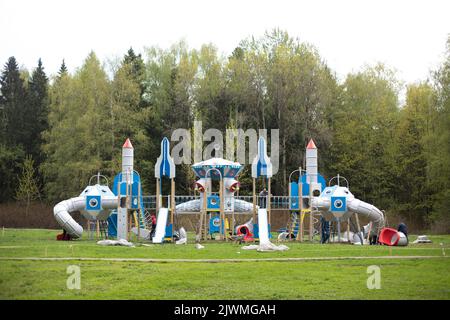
[53,196,118,239]
[312,195,385,236]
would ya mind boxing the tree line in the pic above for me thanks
[0,30,449,230]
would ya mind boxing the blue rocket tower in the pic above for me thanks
[154,137,176,243]
[251,136,273,239]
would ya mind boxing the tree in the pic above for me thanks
[27,58,49,165]
[328,64,400,209]
[16,155,41,214]
[0,57,28,147]
[0,144,24,202]
[394,83,435,224]
[58,59,68,77]
[42,52,113,201]
[427,36,450,229]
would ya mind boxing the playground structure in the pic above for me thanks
[53,135,406,246]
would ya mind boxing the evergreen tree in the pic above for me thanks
[58,59,68,77]
[123,48,146,108]
[27,58,49,164]
[0,57,28,147]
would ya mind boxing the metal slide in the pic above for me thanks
[152,207,169,243]
[312,187,385,236]
[53,196,118,239]
[242,209,288,251]
[257,208,270,244]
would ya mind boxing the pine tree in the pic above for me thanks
[0,57,28,148]
[123,48,146,108]
[27,58,49,164]
[58,59,68,78]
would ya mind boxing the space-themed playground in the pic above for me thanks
[52,136,409,249]
[2,135,449,300]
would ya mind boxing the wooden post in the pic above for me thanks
[171,178,175,225]
[197,210,203,242]
[366,222,373,244]
[355,213,361,233]
[156,178,160,214]
[202,191,207,240]
[308,172,314,242]
[297,169,303,242]
[346,218,350,243]
[252,178,256,224]
[137,181,141,240]
[128,211,132,241]
[219,179,225,241]
[267,178,271,227]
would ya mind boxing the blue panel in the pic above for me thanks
[289,182,299,209]
[207,195,220,211]
[331,196,347,212]
[209,214,222,234]
[112,172,145,211]
[86,195,101,211]
[165,224,173,239]
[107,211,117,237]
[253,223,259,238]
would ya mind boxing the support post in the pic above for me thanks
[268,178,271,227]
[297,168,303,242]
[252,178,256,224]
[202,191,207,240]
[156,178,160,214]
[366,222,373,244]
[347,218,350,243]
[171,178,175,232]
[219,179,225,241]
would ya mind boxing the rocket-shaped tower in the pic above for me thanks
[306,139,317,184]
[122,138,134,184]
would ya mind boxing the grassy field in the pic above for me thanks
[0,228,449,299]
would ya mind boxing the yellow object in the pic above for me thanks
[133,212,139,227]
[300,212,306,224]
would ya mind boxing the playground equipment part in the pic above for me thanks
[242,208,288,251]
[251,137,273,240]
[53,177,118,239]
[154,137,176,242]
[181,157,250,241]
[236,218,254,241]
[285,138,386,244]
[378,227,408,246]
[153,208,169,243]
[312,185,384,236]
[53,139,146,240]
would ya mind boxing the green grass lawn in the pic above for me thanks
[0,228,449,299]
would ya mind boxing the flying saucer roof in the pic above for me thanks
[192,157,243,179]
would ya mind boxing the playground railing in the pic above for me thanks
[142,195,309,211]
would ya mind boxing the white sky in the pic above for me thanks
[0,0,449,85]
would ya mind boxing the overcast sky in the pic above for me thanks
[1,0,449,85]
